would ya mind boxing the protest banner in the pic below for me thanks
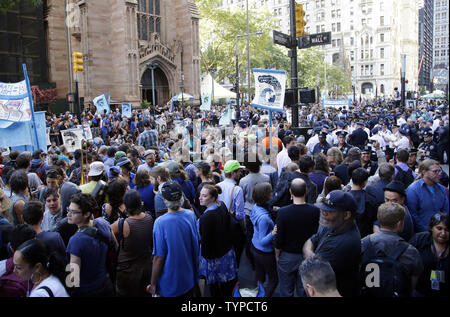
[76,124,93,140]
[93,94,110,115]
[61,128,85,153]
[0,80,31,123]
[251,68,286,113]
[122,103,132,118]
[322,99,351,109]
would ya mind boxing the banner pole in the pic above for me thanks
[22,64,40,151]
[269,110,273,150]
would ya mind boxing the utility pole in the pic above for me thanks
[289,0,299,127]
[401,54,406,108]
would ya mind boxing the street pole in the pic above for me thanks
[246,0,251,104]
[235,31,262,123]
[289,0,299,127]
[210,68,216,108]
[401,54,406,108]
[74,73,80,119]
[235,36,240,122]
[147,63,158,117]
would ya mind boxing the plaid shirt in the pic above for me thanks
[138,129,158,149]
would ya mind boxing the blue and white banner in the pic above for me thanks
[0,111,47,152]
[322,99,351,109]
[0,80,32,123]
[121,103,132,118]
[200,94,212,111]
[94,94,110,115]
[251,68,286,113]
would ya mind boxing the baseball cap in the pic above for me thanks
[115,151,127,160]
[194,161,211,172]
[108,166,121,178]
[348,147,361,157]
[224,160,245,173]
[88,161,105,177]
[315,190,357,213]
[32,149,44,159]
[144,149,156,157]
[162,160,180,174]
[161,180,183,202]
[383,180,406,197]
[116,157,131,167]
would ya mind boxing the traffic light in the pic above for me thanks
[72,51,84,74]
[66,93,75,103]
[295,3,306,37]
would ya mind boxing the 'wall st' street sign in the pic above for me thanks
[298,31,332,49]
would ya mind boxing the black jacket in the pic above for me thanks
[198,202,234,260]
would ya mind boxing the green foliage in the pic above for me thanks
[141,100,151,108]
[0,0,42,12]
[197,0,351,96]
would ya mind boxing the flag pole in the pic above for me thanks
[22,64,40,151]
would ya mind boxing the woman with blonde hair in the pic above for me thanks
[326,147,343,171]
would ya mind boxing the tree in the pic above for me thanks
[0,0,41,12]
[197,0,351,97]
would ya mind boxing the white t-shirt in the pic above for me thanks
[0,259,6,277]
[29,275,70,297]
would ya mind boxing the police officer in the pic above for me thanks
[348,121,368,149]
[418,130,439,161]
[312,132,332,155]
[336,130,352,158]
[393,127,410,151]
[407,148,419,172]
[361,145,378,177]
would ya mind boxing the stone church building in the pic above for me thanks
[46,0,201,108]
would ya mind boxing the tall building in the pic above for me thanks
[1,0,201,109]
[432,0,449,92]
[220,0,420,99]
[418,0,434,91]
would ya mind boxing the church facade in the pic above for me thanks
[46,0,201,108]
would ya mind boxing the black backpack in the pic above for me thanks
[360,237,410,297]
[394,165,415,188]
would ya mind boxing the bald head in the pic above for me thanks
[290,178,307,198]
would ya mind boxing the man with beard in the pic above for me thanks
[303,190,361,297]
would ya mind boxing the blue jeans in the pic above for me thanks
[277,251,306,297]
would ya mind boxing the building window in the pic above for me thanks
[316,25,321,33]
[361,50,364,59]
[138,0,162,41]
[380,47,385,58]
[380,33,384,42]
[321,24,325,32]
[350,51,354,61]
[350,37,354,45]
[380,16,384,26]
[337,39,341,46]
[370,64,373,75]
[380,64,385,75]
[337,23,341,32]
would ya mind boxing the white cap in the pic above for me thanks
[144,149,156,157]
[88,161,105,177]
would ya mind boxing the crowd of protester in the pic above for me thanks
[0,96,448,298]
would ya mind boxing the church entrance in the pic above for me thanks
[141,66,170,106]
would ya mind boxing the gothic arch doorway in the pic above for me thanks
[141,67,170,106]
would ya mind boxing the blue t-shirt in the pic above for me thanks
[66,218,110,293]
[152,209,199,297]
[138,184,155,214]
[37,231,66,256]
[154,192,166,213]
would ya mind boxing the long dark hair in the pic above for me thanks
[16,239,67,288]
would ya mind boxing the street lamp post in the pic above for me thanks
[147,62,158,116]
[235,31,262,122]
[209,68,217,109]
[401,54,406,108]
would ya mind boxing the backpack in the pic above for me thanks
[0,258,29,297]
[91,180,107,218]
[78,225,118,285]
[360,237,410,297]
[394,165,415,188]
[270,171,298,208]
[30,161,46,183]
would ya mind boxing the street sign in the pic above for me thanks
[273,30,292,48]
[310,32,331,46]
[298,31,332,49]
